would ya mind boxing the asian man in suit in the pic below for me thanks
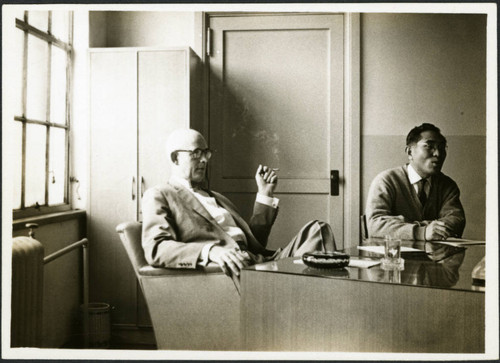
[142,128,336,278]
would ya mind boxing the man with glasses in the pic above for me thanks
[141,128,335,279]
[365,123,465,241]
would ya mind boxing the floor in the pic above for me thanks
[61,326,157,350]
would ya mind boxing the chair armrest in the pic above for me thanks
[138,262,224,277]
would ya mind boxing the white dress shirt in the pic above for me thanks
[407,164,431,198]
[169,175,279,264]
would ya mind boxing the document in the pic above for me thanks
[431,237,485,247]
[348,257,381,269]
[357,245,423,254]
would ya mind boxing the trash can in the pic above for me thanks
[81,303,111,348]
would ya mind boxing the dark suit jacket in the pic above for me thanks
[141,179,278,268]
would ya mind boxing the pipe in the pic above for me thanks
[43,238,89,348]
[43,238,88,264]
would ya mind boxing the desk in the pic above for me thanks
[240,240,485,353]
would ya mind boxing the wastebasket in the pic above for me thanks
[81,303,111,348]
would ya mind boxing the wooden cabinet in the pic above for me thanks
[89,47,202,326]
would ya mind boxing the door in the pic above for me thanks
[89,50,138,323]
[208,14,345,249]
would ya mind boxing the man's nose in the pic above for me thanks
[432,147,446,158]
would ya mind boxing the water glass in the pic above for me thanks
[381,237,404,270]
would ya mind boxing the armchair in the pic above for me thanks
[116,221,240,350]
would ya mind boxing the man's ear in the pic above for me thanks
[170,152,178,164]
[405,145,412,158]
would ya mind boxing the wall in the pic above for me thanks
[89,11,199,55]
[360,13,487,240]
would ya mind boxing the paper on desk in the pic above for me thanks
[431,237,485,247]
[357,245,422,254]
[348,258,381,268]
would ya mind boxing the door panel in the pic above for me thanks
[221,29,329,181]
[89,51,138,324]
[209,14,344,247]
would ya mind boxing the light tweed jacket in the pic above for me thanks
[141,178,277,269]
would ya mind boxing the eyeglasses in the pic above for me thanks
[174,148,213,160]
[418,141,448,153]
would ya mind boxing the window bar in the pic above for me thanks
[64,11,74,205]
[45,12,52,207]
[16,18,70,52]
[20,11,28,210]
[14,116,69,129]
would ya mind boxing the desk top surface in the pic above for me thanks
[246,239,485,293]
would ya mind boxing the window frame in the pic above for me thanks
[13,11,74,220]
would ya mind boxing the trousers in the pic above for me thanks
[248,220,337,264]
[273,219,337,259]
[231,220,337,293]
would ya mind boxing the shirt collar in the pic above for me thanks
[407,164,432,186]
[169,175,195,190]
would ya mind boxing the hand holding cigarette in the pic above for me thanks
[255,164,278,197]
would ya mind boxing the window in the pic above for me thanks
[13,10,73,219]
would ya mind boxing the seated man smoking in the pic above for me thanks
[142,128,336,278]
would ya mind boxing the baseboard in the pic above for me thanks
[110,324,157,349]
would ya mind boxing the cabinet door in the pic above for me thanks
[89,51,138,324]
[137,49,199,325]
[138,50,191,214]
[208,14,345,249]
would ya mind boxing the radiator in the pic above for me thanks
[11,236,44,348]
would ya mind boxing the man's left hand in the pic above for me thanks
[255,165,278,197]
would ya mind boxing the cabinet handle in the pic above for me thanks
[132,177,136,200]
[141,176,145,198]
[206,27,212,57]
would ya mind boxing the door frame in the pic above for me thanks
[198,12,360,248]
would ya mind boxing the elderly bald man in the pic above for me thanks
[141,128,336,279]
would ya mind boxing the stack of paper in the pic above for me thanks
[357,245,422,254]
[348,258,381,268]
[431,237,485,247]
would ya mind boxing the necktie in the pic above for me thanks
[417,179,427,206]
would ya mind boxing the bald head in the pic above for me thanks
[166,129,207,163]
[166,128,209,183]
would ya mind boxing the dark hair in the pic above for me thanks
[406,123,446,146]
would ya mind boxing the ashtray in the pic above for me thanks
[302,251,350,269]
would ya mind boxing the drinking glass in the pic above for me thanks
[381,237,404,270]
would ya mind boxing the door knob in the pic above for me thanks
[330,170,339,196]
